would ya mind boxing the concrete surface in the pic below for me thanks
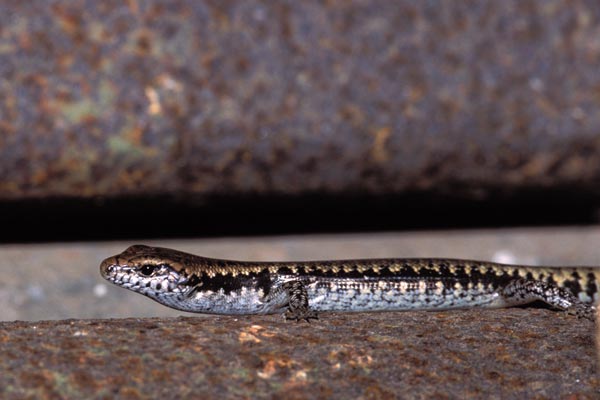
[3,227,600,321]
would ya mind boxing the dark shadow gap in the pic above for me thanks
[0,189,598,243]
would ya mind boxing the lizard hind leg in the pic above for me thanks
[500,279,596,321]
[281,281,319,322]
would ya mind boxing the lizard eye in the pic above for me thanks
[139,264,157,276]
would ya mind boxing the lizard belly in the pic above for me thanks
[306,278,501,312]
[156,288,281,315]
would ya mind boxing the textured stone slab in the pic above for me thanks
[2,228,600,397]
[1,1,600,200]
[1,312,598,399]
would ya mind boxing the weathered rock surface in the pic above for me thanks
[2,228,600,397]
[2,1,600,201]
[1,311,597,399]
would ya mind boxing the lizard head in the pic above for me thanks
[100,245,268,314]
[100,245,196,300]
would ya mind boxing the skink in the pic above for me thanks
[100,245,598,321]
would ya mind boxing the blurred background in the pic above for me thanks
[2,1,600,321]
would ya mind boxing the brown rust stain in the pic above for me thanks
[2,310,597,398]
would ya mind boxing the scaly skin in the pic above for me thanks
[100,245,599,321]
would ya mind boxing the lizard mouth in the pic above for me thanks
[100,258,189,296]
[99,260,116,279]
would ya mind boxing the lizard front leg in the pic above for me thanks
[281,281,319,322]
